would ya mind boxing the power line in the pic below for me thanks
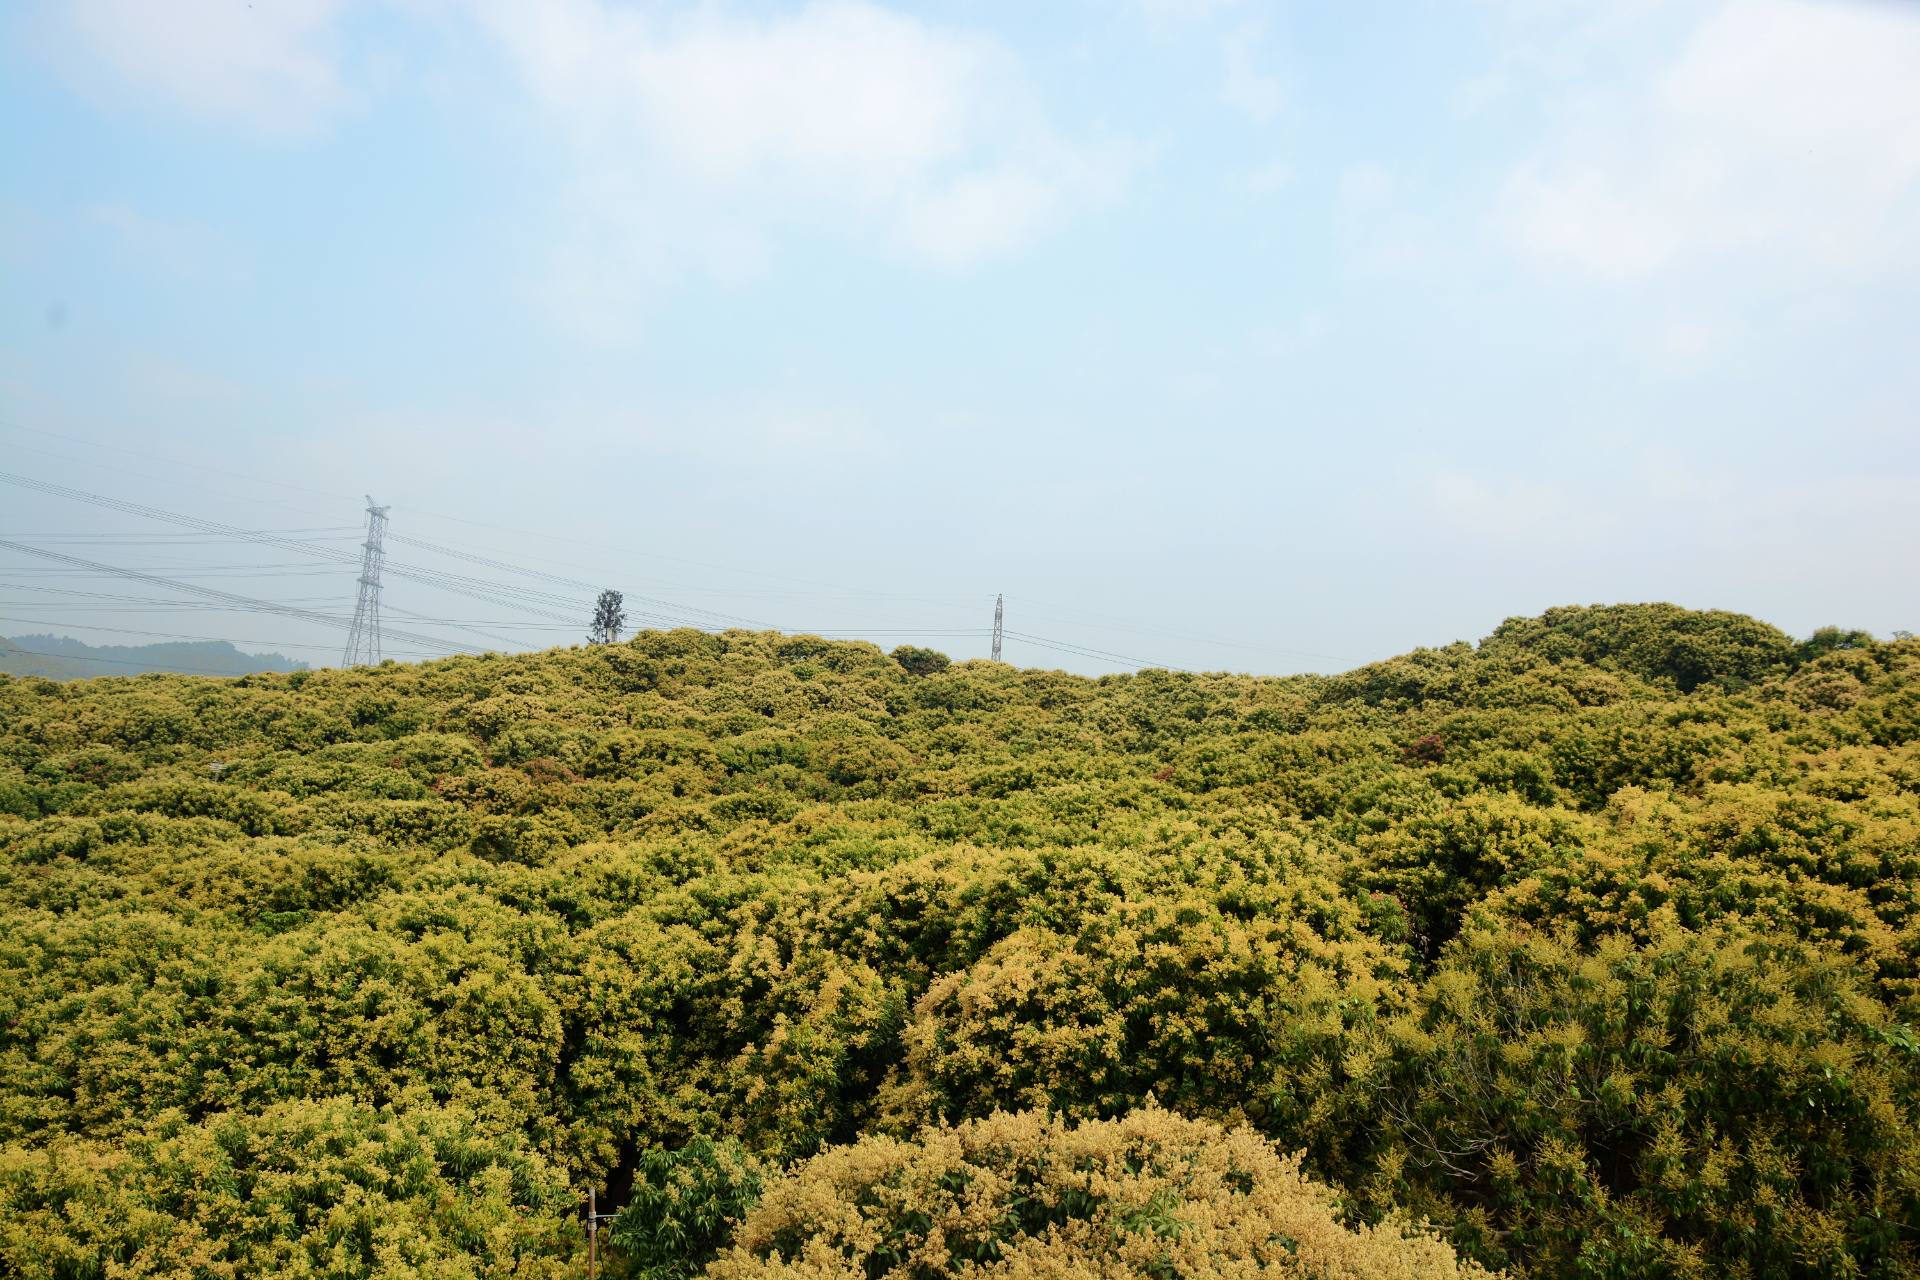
[1,437,353,526]
[1003,603,1350,664]
[386,531,773,629]
[0,540,484,657]
[383,602,537,653]
[3,428,979,611]
[0,471,620,640]
[0,648,288,678]
[0,470,366,564]
[0,425,929,614]
[0,464,1328,675]
[0,617,443,660]
[390,504,962,601]
[1,566,354,576]
[0,419,360,506]
[1003,629,1190,674]
[0,583,350,611]
[1,432,1358,673]
[0,530,360,541]
[1,463,1322,672]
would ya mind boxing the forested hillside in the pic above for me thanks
[0,634,307,680]
[1,604,1916,1279]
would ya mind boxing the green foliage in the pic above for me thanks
[0,610,1916,1278]
[880,889,1407,1167]
[1799,627,1878,666]
[888,645,950,677]
[1488,603,1797,692]
[0,1099,573,1278]
[610,1137,767,1280]
[1350,921,1920,1279]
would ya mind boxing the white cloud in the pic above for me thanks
[1125,0,1287,134]
[1633,446,1725,504]
[1136,0,1246,23]
[1645,314,1736,372]
[1332,164,1433,276]
[900,166,1078,268]
[482,0,994,188]
[316,390,889,498]
[90,204,248,283]
[1244,159,1292,193]
[1426,467,1588,545]
[121,351,259,417]
[1219,22,1282,123]
[1495,0,1920,279]
[1251,311,1327,358]
[58,0,352,135]
[1497,167,1678,278]
[475,0,1129,310]
[1337,163,1396,214]
[1421,444,1920,592]
[47,0,1129,316]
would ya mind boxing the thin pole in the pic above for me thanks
[588,1186,597,1280]
[991,594,1004,662]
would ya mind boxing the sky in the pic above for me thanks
[1,0,1916,676]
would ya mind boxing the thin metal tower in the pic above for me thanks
[991,593,1004,662]
[341,495,390,666]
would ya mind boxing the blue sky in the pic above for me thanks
[2,0,1916,674]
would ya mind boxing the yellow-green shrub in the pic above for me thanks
[711,1108,1495,1280]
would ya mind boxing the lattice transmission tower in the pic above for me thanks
[991,593,1004,662]
[341,495,390,666]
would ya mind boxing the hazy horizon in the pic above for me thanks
[3,0,1916,675]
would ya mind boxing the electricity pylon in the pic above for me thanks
[341,495,390,666]
[991,593,1004,662]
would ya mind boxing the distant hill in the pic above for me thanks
[0,633,308,679]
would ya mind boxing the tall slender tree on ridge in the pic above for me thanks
[588,589,626,645]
